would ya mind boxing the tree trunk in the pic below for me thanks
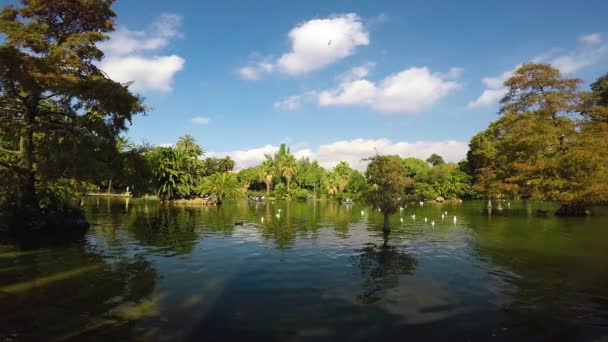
[555,202,587,216]
[16,107,39,215]
[107,178,112,194]
[287,178,291,194]
[266,182,271,194]
[383,211,390,234]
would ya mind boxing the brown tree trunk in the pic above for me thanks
[16,107,39,215]
[287,178,291,194]
[383,211,390,233]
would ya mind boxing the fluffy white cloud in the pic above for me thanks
[101,55,184,92]
[470,34,608,108]
[580,33,602,44]
[238,13,369,79]
[278,65,461,113]
[278,14,369,75]
[98,14,185,92]
[467,68,517,108]
[318,79,377,106]
[209,139,468,171]
[191,117,210,125]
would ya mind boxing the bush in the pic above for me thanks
[292,188,309,201]
[272,183,288,200]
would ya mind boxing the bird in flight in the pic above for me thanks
[328,40,331,45]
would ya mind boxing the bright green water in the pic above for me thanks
[1,199,608,341]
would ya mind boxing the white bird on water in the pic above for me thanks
[431,220,435,226]
[453,216,457,223]
[411,214,416,220]
[419,201,424,206]
[378,208,381,212]
[361,210,365,216]
[261,217,265,223]
[424,217,428,223]
[275,213,280,218]
[278,209,282,213]
[441,214,445,220]
[400,217,404,223]
[399,207,404,211]
[444,211,448,215]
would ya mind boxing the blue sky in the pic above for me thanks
[94,0,607,168]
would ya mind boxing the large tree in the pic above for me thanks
[363,155,408,236]
[0,0,144,223]
[468,63,608,214]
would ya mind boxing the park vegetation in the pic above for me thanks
[1,1,607,234]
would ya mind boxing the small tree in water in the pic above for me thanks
[363,155,408,241]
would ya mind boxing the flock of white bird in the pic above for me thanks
[260,202,461,226]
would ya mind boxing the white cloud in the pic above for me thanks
[580,33,602,44]
[237,61,274,80]
[278,13,369,75]
[273,94,305,110]
[101,55,184,92]
[318,79,377,106]
[209,139,468,171]
[191,117,210,125]
[548,44,608,74]
[98,14,185,92]
[470,35,608,108]
[467,68,517,108]
[238,13,369,79]
[294,65,460,113]
[337,61,375,82]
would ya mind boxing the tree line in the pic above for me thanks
[1,1,607,233]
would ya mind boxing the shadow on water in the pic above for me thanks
[0,242,158,340]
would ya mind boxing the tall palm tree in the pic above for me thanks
[259,158,274,194]
[281,154,297,194]
[176,134,204,158]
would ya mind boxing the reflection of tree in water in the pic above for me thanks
[0,244,158,340]
[123,204,200,255]
[353,238,417,304]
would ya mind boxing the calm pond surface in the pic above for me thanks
[1,198,608,341]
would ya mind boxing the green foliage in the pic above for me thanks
[467,63,608,209]
[273,183,288,200]
[146,147,193,200]
[292,188,309,201]
[198,172,243,203]
[363,155,407,215]
[426,154,445,166]
[0,0,145,228]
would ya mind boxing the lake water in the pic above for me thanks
[1,198,608,341]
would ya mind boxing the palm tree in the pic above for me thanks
[147,147,191,200]
[259,158,274,194]
[333,161,352,192]
[281,154,297,194]
[323,172,339,198]
[198,172,242,204]
[219,156,235,172]
[176,134,204,158]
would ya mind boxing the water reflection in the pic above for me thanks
[353,242,417,304]
[0,198,607,340]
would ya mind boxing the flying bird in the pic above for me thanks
[328,40,331,45]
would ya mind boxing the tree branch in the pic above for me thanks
[0,146,19,155]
